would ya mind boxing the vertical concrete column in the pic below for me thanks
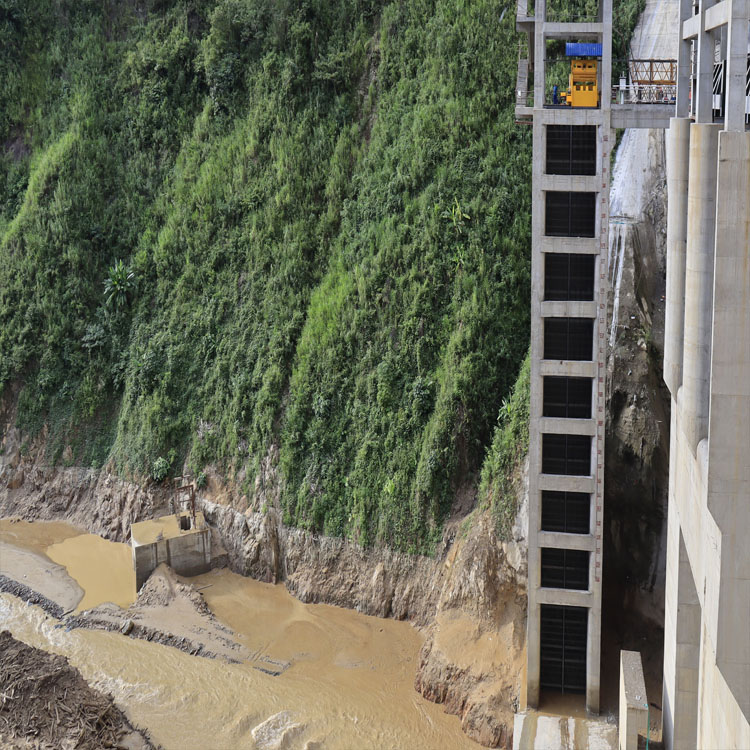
[681,123,720,451]
[533,0,546,108]
[600,0,613,110]
[675,0,694,118]
[695,2,717,123]
[664,118,691,396]
[525,107,546,713]
[662,520,700,750]
[587,603,602,714]
[723,4,750,131]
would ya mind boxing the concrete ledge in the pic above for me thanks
[541,237,600,254]
[611,104,675,129]
[541,301,598,318]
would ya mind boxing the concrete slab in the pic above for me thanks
[513,711,619,750]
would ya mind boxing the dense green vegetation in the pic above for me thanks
[1,0,644,553]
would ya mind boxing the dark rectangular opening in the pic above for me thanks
[542,433,591,476]
[543,376,592,419]
[544,253,595,301]
[540,604,588,694]
[541,548,590,590]
[541,491,591,534]
[545,192,596,237]
[546,125,597,175]
[543,318,594,361]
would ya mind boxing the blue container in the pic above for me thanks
[565,42,602,57]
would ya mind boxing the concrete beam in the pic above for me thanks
[540,175,601,192]
[539,360,598,378]
[611,105,676,130]
[536,589,593,606]
[540,237,600,254]
[542,22,603,39]
[539,475,595,493]
[682,13,701,39]
[538,531,596,551]
[539,418,597,436]
[704,0,732,30]
[540,301,598,318]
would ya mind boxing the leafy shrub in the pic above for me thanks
[151,456,170,483]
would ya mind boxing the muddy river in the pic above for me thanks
[0,520,476,749]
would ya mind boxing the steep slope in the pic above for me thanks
[0,0,531,555]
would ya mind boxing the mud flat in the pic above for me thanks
[0,520,84,613]
[0,520,479,749]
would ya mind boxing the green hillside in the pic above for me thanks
[0,0,642,553]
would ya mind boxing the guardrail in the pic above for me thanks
[612,59,678,105]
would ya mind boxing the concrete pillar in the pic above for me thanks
[662,520,700,750]
[723,3,750,131]
[587,605,601,714]
[533,0,547,108]
[695,2,718,123]
[681,123,720,451]
[675,0,694,118]
[526,599,540,708]
[664,118,692,396]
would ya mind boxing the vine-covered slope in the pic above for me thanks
[0,0,643,553]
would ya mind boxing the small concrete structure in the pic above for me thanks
[619,650,648,750]
[131,511,211,590]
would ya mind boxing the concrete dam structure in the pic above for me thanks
[661,1,750,747]
[516,0,749,745]
[131,511,212,591]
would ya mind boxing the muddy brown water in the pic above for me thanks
[0,520,476,749]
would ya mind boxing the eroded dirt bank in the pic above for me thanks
[1,407,527,748]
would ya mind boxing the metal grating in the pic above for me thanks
[545,192,596,237]
[543,376,593,419]
[542,433,591,476]
[540,604,588,694]
[543,317,594,360]
[541,490,591,534]
[546,125,597,176]
[544,253,595,301]
[541,547,590,590]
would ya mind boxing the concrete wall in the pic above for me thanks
[662,3,750,745]
[661,105,750,750]
[133,529,211,591]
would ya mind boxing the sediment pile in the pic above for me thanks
[0,630,155,749]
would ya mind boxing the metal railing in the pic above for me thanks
[611,59,678,105]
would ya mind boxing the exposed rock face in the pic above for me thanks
[606,124,670,625]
